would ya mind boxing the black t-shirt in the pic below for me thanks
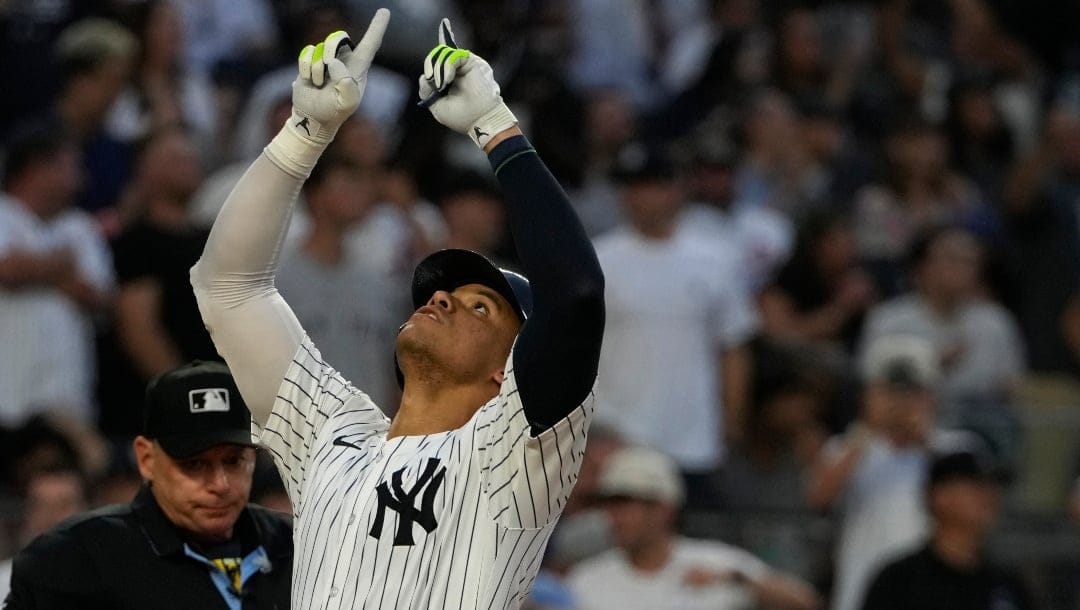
[98,220,217,436]
[112,220,217,363]
[861,544,1035,610]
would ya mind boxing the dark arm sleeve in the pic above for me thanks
[487,135,605,429]
[6,531,105,610]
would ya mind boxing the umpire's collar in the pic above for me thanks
[132,484,270,557]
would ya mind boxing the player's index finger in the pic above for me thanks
[354,8,390,61]
[438,18,457,48]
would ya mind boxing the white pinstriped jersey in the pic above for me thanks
[256,336,592,609]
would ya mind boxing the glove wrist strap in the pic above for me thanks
[468,102,517,149]
[265,111,334,178]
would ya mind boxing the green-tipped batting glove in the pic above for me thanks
[266,8,390,177]
[419,18,517,149]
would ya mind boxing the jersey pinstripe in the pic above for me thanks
[255,336,592,609]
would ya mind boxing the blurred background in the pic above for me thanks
[0,0,1078,607]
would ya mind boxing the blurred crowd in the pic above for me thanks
[1,0,1080,608]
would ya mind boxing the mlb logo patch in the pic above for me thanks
[189,388,230,413]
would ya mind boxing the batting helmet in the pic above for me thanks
[411,249,532,321]
[395,249,533,387]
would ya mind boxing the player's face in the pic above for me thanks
[397,283,521,387]
[135,437,256,544]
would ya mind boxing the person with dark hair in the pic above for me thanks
[0,467,91,600]
[860,441,1034,610]
[1,417,83,495]
[719,343,827,511]
[5,361,293,609]
[860,225,1025,419]
[759,210,876,350]
[50,18,138,217]
[851,115,994,292]
[594,142,758,507]
[944,77,1016,201]
[0,125,114,427]
[437,170,508,261]
[107,0,218,155]
[190,15,606,607]
[98,126,214,438]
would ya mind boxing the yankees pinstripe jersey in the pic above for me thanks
[256,336,592,609]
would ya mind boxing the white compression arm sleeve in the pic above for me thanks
[190,131,318,426]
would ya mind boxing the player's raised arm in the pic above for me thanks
[190,11,390,424]
[419,21,605,428]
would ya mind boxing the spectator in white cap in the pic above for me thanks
[807,334,968,610]
[566,446,821,610]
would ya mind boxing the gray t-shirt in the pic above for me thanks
[276,249,409,409]
[860,295,1025,407]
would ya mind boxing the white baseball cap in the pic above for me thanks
[861,334,941,389]
[596,446,685,506]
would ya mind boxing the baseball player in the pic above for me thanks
[190,9,605,610]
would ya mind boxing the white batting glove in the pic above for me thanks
[418,18,517,149]
[266,8,390,177]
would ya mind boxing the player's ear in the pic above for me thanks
[491,369,506,386]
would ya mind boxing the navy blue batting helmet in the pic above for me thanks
[395,249,532,387]
[411,249,532,321]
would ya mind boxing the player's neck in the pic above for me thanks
[389,381,496,437]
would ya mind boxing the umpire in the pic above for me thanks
[4,361,292,610]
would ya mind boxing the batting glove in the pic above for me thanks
[266,8,390,177]
[419,19,517,149]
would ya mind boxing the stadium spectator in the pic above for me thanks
[860,441,1033,610]
[0,468,90,600]
[50,18,138,220]
[438,171,508,261]
[759,210,876,351]
[808,334,962,610]
[170,0,278,78]
[339,116,447,276]
[593,143,757,508]
[860,225,1025,422]
[678,126,793,292]
[99,127,215,437]
[999,96,1080,377]
[718,343,827,511]
[566,89,638,238]
[275,152,409,410]
[0,126,114,427]
[567,445,822,610]
[852,116,994,294]
[107,1,218,159]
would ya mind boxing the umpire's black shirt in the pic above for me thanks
[4,485,292,610]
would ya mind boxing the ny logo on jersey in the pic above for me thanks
[370,458,446,546]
